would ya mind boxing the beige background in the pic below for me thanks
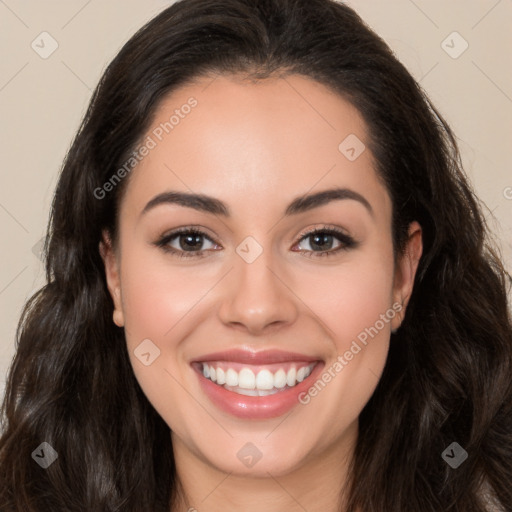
[1,0,511,402]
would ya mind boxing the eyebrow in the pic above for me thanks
[140,187,373,219]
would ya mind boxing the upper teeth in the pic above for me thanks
[201,363,315,390]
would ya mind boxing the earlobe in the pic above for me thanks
[99,230,125,327]
[391,221,423,331]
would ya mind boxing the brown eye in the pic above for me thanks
[294,227,357,259]
[155,228,218,258]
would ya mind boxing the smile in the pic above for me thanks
[191,349,325,419]
[199,361,316,396]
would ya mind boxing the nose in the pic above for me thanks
[217,247,299,336]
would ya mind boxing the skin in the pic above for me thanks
[100,73,422,512]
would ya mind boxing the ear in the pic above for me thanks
[99,230,124,327]
[391,221,423,331]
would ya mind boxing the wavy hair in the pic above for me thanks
[1,0,511,510]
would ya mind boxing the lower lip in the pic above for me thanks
[192,361,325,419]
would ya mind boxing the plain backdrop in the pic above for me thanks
[1,0,511,402]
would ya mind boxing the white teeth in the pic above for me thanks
[256,369,274,390]
[274,369,287,388]
[216,367,226,385]
[200,362,316,393]
[225,368,239,387]
[286,367,296,387]
[257,388,281,396]
[238,368,256,389]
[224,385,282,396]
[231,387,259,396]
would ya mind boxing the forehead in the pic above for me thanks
[119,73,391,225]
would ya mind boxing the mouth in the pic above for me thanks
[193,361,317,396]
[190,350,325,419]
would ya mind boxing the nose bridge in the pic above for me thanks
[217,235,298,333]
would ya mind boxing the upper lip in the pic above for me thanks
[191,349,321,365]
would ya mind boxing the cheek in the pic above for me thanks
[116,242,211,407]
[117,250,212,434]
[119,245,213,344]
[296,243,395,346]
[295,246,395,434]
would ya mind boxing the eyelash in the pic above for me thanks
[154,225,357,260]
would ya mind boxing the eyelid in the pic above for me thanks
[294,223,352,242]
[157,225,218,244]
[154,223,357,259]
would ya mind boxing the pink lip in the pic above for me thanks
[191,353,325,420]
[191,348,319,365]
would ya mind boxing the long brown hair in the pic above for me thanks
[1,0,511,510]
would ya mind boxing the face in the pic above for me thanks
[101,73,422,478]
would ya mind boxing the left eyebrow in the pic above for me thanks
[284,187,373,218]
[139,187,373,219]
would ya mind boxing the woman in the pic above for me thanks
[1,0,511,510]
